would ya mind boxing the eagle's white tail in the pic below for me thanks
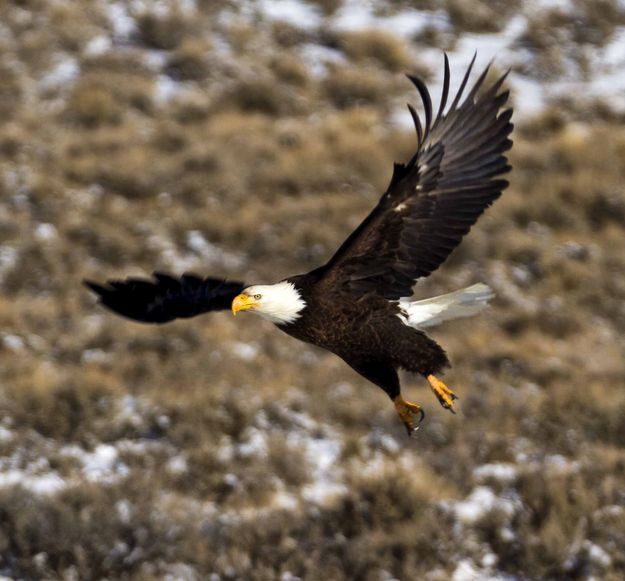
[398,283,494,329]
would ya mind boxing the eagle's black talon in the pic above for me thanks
[394,395,425,435]
[440,400,456,414]
[428,374,458,412]
[410,408,426,436]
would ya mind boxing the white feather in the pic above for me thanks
[244,281,306,325]
[397,283,494,329]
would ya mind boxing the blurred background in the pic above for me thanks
[1,0,625,579]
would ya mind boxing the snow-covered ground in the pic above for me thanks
[245,0,625,119]
[68,0,625,119]
[2,392,614,578]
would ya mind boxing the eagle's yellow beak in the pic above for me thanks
[232,293,257,315]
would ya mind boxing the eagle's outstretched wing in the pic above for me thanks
[316,55,513,299]
[84,273,244,323]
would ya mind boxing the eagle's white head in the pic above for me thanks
[231,281,306,325]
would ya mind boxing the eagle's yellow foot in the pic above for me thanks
[427,374,458,413]
[394,395,425,436]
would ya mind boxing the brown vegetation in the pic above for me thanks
[0,1,624,579]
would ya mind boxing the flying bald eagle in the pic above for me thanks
[85,55,513,435]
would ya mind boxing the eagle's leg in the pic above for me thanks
[393,395,425,435]
[345,360,424,436]
[427,374,457,412]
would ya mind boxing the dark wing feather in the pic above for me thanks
[84,272,244,324]
[316,55,513,299]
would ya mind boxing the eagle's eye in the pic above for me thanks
[253,294,262,300]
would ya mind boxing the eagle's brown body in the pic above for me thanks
[281,273,448,400]
[85,55,513,434]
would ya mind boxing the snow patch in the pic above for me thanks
[0,469,66,496]
[116,395,146,429]
[334,1,446,38]
[155,74,185,103]
[81,348,111,364]
[148,231,244,272]
[230,341,259,361]
[0,426,13,443]
[108,2,136,39]
[255,0,323,30]
[84,35,112,57]
[238,426,269,458]
[473,463,518,484]
[544,454,579,474]
[116,499,133,524]
[0,245,18,279]
[299,43,346,77]
[2,334,24,352]
[451,558,516,581]
[234,407,346,506]
[62,443,128,484]
[167,455,188,475]
[40,57,80,90]
[272,490,299,511]
[585,541,612,568]
[298,429,346,504]
[186,230,244,269]
[445,486,519,525]
[34,223,57,241]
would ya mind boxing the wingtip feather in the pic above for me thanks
[406,102,423,145]
[406,73,432,135]
[450,52,477,110]
[436,53,451,123]
[83,279,107,295]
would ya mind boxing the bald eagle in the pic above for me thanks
[85,55,513,435]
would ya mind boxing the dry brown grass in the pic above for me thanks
[323,65,396,109]
[334,29,413,72]
[136,9,197,50]
[165,39,214,82]
[445,0,506,34]
[0,1,624,579]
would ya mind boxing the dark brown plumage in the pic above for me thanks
[278,274,449,398]
[314,54,512,299]
[85,56,513,435]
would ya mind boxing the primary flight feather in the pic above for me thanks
[85,55,513,435]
